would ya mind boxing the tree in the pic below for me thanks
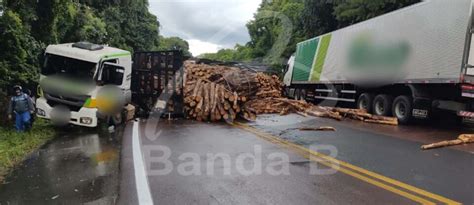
[302,0,338,38]
[158,36,191,57]
[334,0,420,27]
[0,10,41,91]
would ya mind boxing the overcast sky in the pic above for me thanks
[148,0,261,56]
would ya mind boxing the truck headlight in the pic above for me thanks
[37,108,46,116]
[80,117,93,125]
[83,98,98,108]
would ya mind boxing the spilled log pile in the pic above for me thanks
[183,61,398,125]
[421,134,474,150]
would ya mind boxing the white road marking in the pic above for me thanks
[132,121,154,205]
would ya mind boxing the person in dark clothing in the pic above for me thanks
[8,85,35,132]
[25,89,36,125]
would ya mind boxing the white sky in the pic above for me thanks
[148,0,261,56]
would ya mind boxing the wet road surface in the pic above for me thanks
[1,113,473,204]
[0,126,123,204]
[246,114,474,203]
[119,120,420,204]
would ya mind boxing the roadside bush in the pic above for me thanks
[0,119,55,182]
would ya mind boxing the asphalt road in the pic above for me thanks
[118,115,473,204]
[0,114,472,204]
[245,114,474,204]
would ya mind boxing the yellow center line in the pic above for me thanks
[234,122,461,205]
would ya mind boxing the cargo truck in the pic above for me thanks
[283,0,474,124]
[36,42,184,127]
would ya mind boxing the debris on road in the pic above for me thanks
[183,61,398,125]
[125,104,136,121]
[421,134,474,150]
[299,126,337,131]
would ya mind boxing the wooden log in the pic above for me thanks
[192,79,202,97]
[210,83,216,113]
[204,82,210,113]
[195,83,204,112]
[364,119,398,126]
[421,134,474,150]
[299,126,336,131]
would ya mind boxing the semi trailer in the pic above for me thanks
[36,42,184,127]
[283,0,474,124]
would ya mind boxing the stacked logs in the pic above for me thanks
[183,61,398,125]
[184,79,244,121]
[184,61,283,122]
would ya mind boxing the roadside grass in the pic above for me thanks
[0,119,55,182]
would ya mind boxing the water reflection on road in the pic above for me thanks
[0,125,123,205]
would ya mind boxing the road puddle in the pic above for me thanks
[0,126,123,204]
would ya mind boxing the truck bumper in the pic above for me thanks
[36,97,99,127]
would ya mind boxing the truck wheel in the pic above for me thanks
[112,112,123,125]
[357,93,375,113]
[295,89,301,100]
[300,89,307,101]
[373,94,393,116]
[392,95,413,124]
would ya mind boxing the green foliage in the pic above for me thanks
[204,0,420,75]
[158,36,192,57]
[0,0,169,126]
[334,0,421,27]
[0,10,42,91]
[0,119,56,181]
[199,44,253,62]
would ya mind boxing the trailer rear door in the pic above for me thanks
[131,51,184,117]
[464,1,474,84]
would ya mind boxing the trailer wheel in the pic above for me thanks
[295,89,301,100]
[357,93,375,113]
[373,94,393,116]
[300,89,307,101]
[112,112,123,125]
[392,95,413,124]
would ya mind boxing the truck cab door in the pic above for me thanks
[98,62,125,86]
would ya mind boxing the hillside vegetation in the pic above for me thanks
[200,0,420,70]
[0,0,190,125]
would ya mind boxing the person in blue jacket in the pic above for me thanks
[8,85,35,132]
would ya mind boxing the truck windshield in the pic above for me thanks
[41,54,97,81]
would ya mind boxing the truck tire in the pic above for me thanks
[112,112,123,125]
[392,95,413,124]
[300,89,307,101]
[373,94,393,116]
[357,93,375,113]
[295,89,301,100]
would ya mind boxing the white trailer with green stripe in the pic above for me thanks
[283,0,474,124]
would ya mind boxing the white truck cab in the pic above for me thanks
[36,42,132,127]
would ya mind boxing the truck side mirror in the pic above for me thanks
[100,63,124,85]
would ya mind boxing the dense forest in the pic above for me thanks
[200,0,420,70]
[0,0,190,125]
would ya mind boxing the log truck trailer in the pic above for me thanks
[36,42,183,127]
[283,0,474,124]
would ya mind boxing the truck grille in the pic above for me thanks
[45,93,90,112]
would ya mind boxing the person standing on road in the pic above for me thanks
[8,85,35,132]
